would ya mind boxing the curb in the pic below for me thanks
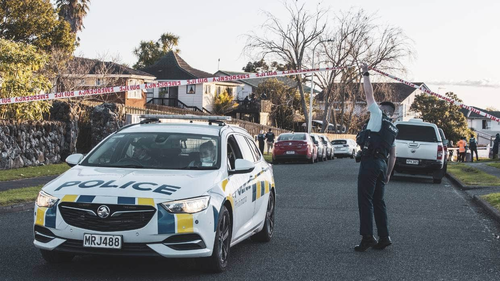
[0,202,34,214]
[445,172,491,190]
[473,195,500,225]
[446,172,500,224]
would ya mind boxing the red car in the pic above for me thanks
[272,133,317,164]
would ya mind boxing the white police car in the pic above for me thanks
[33,115,276,272]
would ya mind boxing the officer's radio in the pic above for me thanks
[355,129,371,163]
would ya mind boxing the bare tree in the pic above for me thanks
[313,9,413,133]
[244,0,327,131]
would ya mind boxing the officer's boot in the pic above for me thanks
[354,235,378,252]
[373,236,392,250]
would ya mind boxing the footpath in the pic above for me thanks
[447,161,500,224]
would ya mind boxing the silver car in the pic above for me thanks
[331,139,359,159]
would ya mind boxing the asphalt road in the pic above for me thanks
[1,158,500,280]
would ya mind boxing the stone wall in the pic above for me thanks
[0,120,67,169]
[90,103,125,147]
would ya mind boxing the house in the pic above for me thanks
[314,82,430,122]
[141,51,242,113]
[460,107,500,146]
[57,57,156,108]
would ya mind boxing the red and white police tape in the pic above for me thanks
[369,67,500,123]
[0,66,347,106]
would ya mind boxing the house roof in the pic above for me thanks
[315,82,425,103]
[459,106,500,119]
[141,51,213,80]
[68,57,155,78]
[215,70,321,93]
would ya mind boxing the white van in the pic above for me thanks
[393,119,447,184]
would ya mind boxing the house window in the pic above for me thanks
[96,78,102,86]
[482,120,489,129]
[127,79,142,99]
[204,85,211,94]
[186,85,196,94]
[159,87,169,97]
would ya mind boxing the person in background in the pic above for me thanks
[189,141,216,167]
[448,140,454,162]
[457,137,467,162]
[257,130,266,154]
[493,133,500,159]
[265,129,275,155]
[469,135,478,162]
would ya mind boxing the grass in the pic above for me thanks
[0,163,69,182]
[263,154,273,163]
[487,163,500,169]
[447,163,500,186]
[0,185,43,206]
[481,193,500,212]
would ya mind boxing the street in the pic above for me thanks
[1,158,500,280]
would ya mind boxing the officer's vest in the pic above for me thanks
[368,114,398,158]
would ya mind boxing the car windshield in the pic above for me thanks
[396,125,438,142]
[278,134,307,141]
[332,140,347,145]
[80,132,220,170]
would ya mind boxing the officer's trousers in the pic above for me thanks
[357,157,389,237]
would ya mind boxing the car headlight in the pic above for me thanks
[36,191,58,208]
[161,196,210,214]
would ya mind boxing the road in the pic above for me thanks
[1,158,500,280]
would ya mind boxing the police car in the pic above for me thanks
[33,115,276,272]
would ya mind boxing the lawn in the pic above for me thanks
[0,185,42,206]
[481,193,500,212]
[263,154,272,163]
[447,163,500,186]
[0,163,69,182]
[487,162,500,170]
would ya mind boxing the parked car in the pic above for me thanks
[393,118,447,184]
[331,139,358,159]
[318,135,334,160]
[438,128,449,161]
[272,133,317,164]
[311,134,327,162]
[33,116,276,273]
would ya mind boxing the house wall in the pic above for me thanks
[178,84,203,111]
[203,83,217,112]
[236,85,253,101]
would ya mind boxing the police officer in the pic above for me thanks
[354,63,398,252]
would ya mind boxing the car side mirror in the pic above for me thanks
[66,153,84,167]
[314,141,318,145]
[228,159,255,175]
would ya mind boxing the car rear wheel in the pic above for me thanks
[40,249,74,263]
[350,150,355,159]
[251,191,275,242]
[201,205,231,273]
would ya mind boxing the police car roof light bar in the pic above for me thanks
[140,118,160,124]
[140,114,232,121]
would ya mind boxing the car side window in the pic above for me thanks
[234,135,256,163]
[245,136,262,162]
[227,135,242,170]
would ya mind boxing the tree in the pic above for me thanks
[133,33,180,69]
[253,78,300,129]
[0,0,75,53]
[212,91,237,115]
[314,9,412,133]
[410,92,473,143]
[0,39,52,120]
[56,0,91,41]
[242,59,289,73]
[244,0,327,131]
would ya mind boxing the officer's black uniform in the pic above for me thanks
[355,112,398,250]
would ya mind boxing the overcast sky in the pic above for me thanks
[75,0,500,110]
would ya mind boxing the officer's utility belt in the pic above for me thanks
[362,149,388,160]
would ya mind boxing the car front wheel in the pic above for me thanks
[201,205,232,273]
[251,191,275,242]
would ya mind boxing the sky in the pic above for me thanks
[75,0,500,110]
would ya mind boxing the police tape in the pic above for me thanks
[0,66,348,106]
[369,67,500,123]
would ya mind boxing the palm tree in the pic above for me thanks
[56,0,91,35]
